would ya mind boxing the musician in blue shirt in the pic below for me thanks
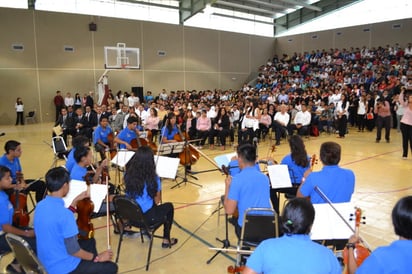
[93,117,112,160]
[115,115,141,150]
[34,167,117,274]
[160,113,179,143]
[66,135,90,173]
[0,140,46,202]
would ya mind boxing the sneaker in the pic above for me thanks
[402,156,407,160]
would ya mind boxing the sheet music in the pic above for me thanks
[157,142,185,156]
[110,150,135,168]
[214,152,237,168]
[310,202,355,240]
[154,156,180,179]
[267,164,292,188]
[63,180,109,213]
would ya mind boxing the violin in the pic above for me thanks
[343,207,370,273]
[10,172,30,228]
[227,265,244,273]
[77,173,95,240]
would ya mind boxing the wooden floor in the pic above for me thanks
[0,122,411,273]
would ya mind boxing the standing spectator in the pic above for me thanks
[15,97,24,125]
[85,91,94,109]
[335,94,349,138]
[73,93,83,111]
[64,92,74,108]
[54,90,64,121]
[399,89,412,159]
[374,97,391,143]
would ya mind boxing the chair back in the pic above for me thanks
[240,207,278,247]
[5,233,47,274]
[52,136,68,154]
[113,195,148,230]
[28,111,35,118]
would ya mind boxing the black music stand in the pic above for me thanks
[207,195,235,264]
[173,139,202,189]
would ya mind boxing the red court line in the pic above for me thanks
[340,149,400,167]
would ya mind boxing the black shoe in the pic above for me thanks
[275,141,280,146]
[162,238,178,248]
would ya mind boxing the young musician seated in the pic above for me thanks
[66,135,90,173]
[93,116,113,160]
[34,167,118,274]
[0,140,46,203]
[114,116,141,150]
[0,165,36,274]
[224,143,271,238]
[125,146,178,248]
[243,198,341,274]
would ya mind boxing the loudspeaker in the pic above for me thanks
[89,23,97,32]
[132,87,144,103]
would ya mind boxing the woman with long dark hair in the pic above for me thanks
[160,112,179,144]
[335,94,349,138]
[15,97,24,125]
[125,146,177,247]
[270,135,311,213]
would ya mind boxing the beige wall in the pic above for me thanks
[0,8,275,125]
[275,18,412,56]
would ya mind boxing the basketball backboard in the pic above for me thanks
[104,43,140,69]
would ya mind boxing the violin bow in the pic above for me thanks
[105,175,111,250]
[314,186,371,251]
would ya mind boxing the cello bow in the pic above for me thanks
[105,175,111,250]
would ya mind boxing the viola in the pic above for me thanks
[10,172,30,228]
[343,207,370,273]
[227,265,244,273]
[77,174,95,240]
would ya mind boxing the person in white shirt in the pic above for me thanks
[287,103,311,136]
[135,104,148,126]
[335,94,349,138]
[273,104,290,145]
[127,91,139,107]
[64,92,74,108]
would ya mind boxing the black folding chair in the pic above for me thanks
[51,136,69,168]
[236,207,279,268]
[112,195,167,271]
[5,233,46,274]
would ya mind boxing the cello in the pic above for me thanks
[174,127,200,166]
[77,172,95,240]
[10,172,30,228]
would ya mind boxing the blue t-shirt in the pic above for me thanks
[161,125,179,142]
[0,154,21,184]
[93,125,112,145]
[228,166,271,226]
[280,154,310,185]
[65,149,76,173]
[70,163,87,181]
[34,196,80,274]
[356,240,412,274]
[300,165,355,203]
[0,191,13,232]
[130,177,161,213]
[117,127,138,149]
[246,234,341,274]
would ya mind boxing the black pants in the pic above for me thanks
[16,112,24,125]
[70,238,118,274]
[376,116,391,141]
[273,122,287,142]
[337,115,347,137]
[239,128,255,144]
[144,202,174,240]
[400,122,412,157]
